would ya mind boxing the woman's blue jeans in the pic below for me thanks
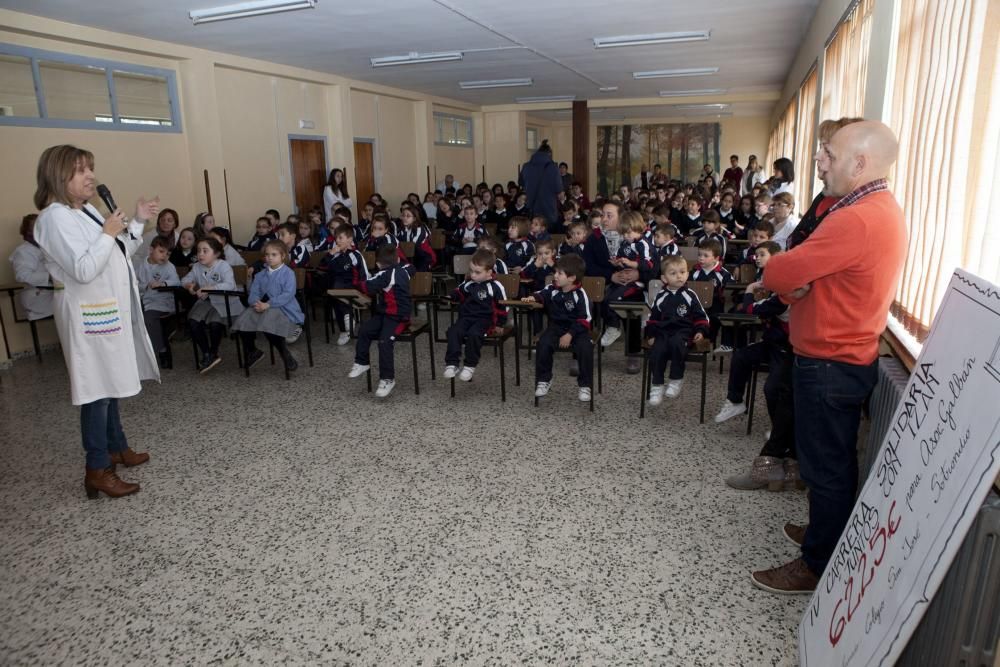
[793,355,878,576]
[80,398,129,470]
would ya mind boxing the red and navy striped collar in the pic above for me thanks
[826,179,889,215]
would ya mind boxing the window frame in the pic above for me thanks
[433,112,472,147]
[0,42,182,134]
[526,127,539,151]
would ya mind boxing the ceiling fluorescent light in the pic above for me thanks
[459,78,533,90]
[598,86,618,92]
[659,88,726,97]
[371,51,463,68]
[189,0,317,24]
[633,67,719,79]
[672,103,730,110]
[593,30,710,49]
[515,95,576,103]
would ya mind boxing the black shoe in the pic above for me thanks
[198,353,211,371]
[158,350,172,369]
[283,354,298,372]
[246,348,265,369]
[626,357,641,375]
[200,354,222,374]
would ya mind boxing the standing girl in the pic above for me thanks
[232,240,304,372]
[182,237,244,373]
[323,168,353,218]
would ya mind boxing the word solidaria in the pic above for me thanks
[828,501,901,646]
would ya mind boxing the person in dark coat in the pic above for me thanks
[518,140,563,232]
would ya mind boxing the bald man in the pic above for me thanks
[750,121,907,594]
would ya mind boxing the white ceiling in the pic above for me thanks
[0,0,819,113]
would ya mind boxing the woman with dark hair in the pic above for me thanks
[140,207,180,258]
[193,211,215,239]
[32,144,160,499]
[323,168,353,218]
[518,139,564,230]
[771,157,795,197]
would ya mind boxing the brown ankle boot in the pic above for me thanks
[109,448,150,467]
[84,467,140,499]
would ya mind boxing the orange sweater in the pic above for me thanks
[762,190,906,365]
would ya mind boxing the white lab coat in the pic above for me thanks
[8,242,54,320]
[323,185,353,219]
[34,202,159,406]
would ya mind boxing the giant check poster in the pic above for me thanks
[799,269,1000,666]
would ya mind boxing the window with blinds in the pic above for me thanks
[793,67,818,209]
[887,0,999,346]
[821,0,875,122]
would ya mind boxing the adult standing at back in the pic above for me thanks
[741,155,766,196]
[518,140,563,232]
[751,121,907,593]
[323,168,352,219]
[33,144,161,500]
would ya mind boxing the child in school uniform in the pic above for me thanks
[181,237,244,373]
[599,211,655,348]
[741,222,775,264]
[8,213,54,322]
[690,210,734,259]
[528,216,551,243]
[397,204,437,272]
[169,227,198,268]
[135,236,180,368]
[519,238,556,335]
[320,223,370,345]
[523,253,594,402]
[347,244,412,398]
[510,192,531,218]
[715,191,737,232]
[443,248,509,382]
[689,239,733,345]
[477,238,509,274]
[232,239,305,373]
[451,205,488,255]
[246,216,275,252]
[558,221,589,261]
[209,228,245,267]
[651,224,681,267]
[678,195,703,236]
[485,193,512,236]
[504,216,535,270]
[645,255,710,403]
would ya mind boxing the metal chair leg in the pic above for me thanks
[411,337,420,395]
[640,353,648,418]
[499,340,506,402]
[700,354,708,424]
[514,331,521,386]
[450,375,455,398]
[427,331,436,379]
[30,321,42,363]
[746,364,759,435]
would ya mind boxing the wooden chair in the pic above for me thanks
[432,254,473,342]
[449,320,519,402]
[580,277,605,395]
[366,271,435,395]
[399,241,416,259]
[483,223,497,237]
[550,233,566,248]
[244,268,314,380]
[241,250,262,267]
[638,280,714,422]
[308,252,325,269]
[679,246,700,271]
[362,251,377,272]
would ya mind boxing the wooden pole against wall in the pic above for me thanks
[572,100,590,195]
[203,169,213,215]
[426,166,431,192]
[223,169,233,232]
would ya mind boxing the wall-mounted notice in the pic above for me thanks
[799,269,1000,667]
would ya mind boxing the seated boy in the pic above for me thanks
[519,238,557,335]
[321,223,370,345]
[741,221,775,265]
[504,216,535,270]
[348,244,412,398]
[477,237,509,274]
[443,248,509,382]
[690,210,734,259]
[645,256,710,404]
[529,215,551,242]
[558,221,589,261]
[689,239,732,344]
[451,205,488,255]
[600,210,655,348]
[650,224,681,268]
[522,254,594,402]
[135,236,180,367]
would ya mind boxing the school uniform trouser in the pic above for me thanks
[794,355,878,577]
[647,331,689,384]
[727,341,796,459]
[445,316,491,367]
[143,309,171,353]
[535,326,593,387]
[80,398,129,470]
[355,314,408,380]
[602,283,643,329]
[189,320,225,355]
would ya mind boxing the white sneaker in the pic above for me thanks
[714,344,733,353]
[535,381,551,397]
[443,365,458,379]
[337,332,351,346]
[459,366,476,382]
[578,387,592,402]
[348,363,370,378]
[285,326,302,344]
[648,384,664,406]
[715,399,747,423]
[374,379,395,397]
[600,327,622,348]
[665,379,684,398]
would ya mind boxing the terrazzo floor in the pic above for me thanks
[0,326,810,666]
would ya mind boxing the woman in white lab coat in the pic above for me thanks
[8,213,53,321]
[32,144,161,500]
[322,168,353,219]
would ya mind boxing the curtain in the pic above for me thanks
[889,0,998,338]
[794,68,819,210]
[821,0,875,122]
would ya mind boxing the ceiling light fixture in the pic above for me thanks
[671,103,730,110]
[593,30,710,49]
[515,95,576,103]
[598,86,618,92]
[459,78,533,90]
[189,0,317,24]
[370,51,463,68]
[633,67,719,80]
[659,88,726,97]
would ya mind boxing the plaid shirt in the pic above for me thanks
[826,179,889,215]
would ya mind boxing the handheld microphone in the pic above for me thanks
[96,184,118,214]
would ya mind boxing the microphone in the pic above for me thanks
[96,184,118,214]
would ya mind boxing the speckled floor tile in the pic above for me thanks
[1,334,807,665]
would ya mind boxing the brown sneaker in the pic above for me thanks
[109,447,150,468]
[750,558,818,595]
[784,522,807,547]
[84,467,140,499]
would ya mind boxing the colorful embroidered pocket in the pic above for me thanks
[80,299,122,336]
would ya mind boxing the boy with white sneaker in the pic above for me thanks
[645,255,709,404]
[321,224,370,345]
[523,254,594,402]
[443,249,509,382]
[348,245,412,398]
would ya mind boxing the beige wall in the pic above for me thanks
[349,91,421,206]
[483,111,526,185]
[433,145,476,189]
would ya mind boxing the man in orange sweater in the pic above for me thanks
[751,121,907,594]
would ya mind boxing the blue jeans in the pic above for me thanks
[80,398,129,469]
[794,355,878,576]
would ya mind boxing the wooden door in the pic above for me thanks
[289,138,326,215]
[353,141,375,207]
